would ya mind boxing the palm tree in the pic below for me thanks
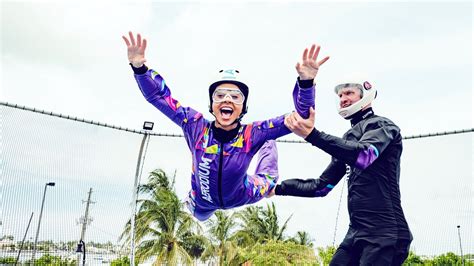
[259,202,291,242]
[180,232,208,265]
[201,211,240,266]
[317,246,336,265]
[120,169,202,265]
[288,231,314,247]
[233,206,260,246]
[237,202,292,244]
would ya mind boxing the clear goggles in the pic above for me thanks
[212,88,245,104]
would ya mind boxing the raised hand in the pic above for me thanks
[122,31,147,68]
[295,44,330,80]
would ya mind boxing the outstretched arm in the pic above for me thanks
[286,109,399,170]
[268,157,346,198]
[293,44,329,119]
[122,32,205,144]
[250,45,329,145]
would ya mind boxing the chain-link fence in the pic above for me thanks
[1,102,473,264]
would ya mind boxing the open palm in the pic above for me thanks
[296,44,330,80]
[122,31,147,68]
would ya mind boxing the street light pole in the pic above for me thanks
[130,121,153,265]
[32,182,55,263]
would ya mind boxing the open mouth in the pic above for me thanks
[220,107,234,119]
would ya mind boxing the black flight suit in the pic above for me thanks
[276,108,412,266]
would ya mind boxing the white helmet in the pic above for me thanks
[209,69,249,115]
[335,81,376,119]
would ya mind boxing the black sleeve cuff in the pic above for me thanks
[304,128,321,145]
[274,178,322,197]
[275,184,284,195]
[297,77,314,88]
[130,63,148,75]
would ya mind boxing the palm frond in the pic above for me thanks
[119,168,197,265]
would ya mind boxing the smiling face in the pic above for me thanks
[211,83,244,130]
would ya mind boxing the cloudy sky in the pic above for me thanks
[1,0,472,257]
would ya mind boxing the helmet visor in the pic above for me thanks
[212,87,245,105]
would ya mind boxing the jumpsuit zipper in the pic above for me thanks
[217,143,224,208]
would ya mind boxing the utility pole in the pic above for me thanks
[457,225,464,266]
[16,212,34,265]
[76,188,94,266]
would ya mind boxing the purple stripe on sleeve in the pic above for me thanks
[314,184,334,197]
[355,144,379,169]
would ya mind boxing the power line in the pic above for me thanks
[2,101,472,141]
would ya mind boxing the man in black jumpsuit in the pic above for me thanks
[273,81,412,265]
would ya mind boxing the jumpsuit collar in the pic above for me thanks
[211,121,241,143]
[350,107,374,127]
